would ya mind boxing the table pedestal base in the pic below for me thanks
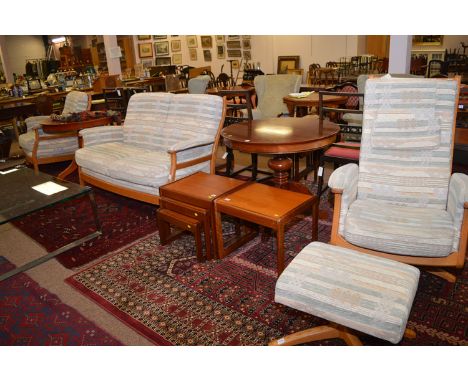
[267,155,312,195]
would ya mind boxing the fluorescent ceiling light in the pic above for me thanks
[51,36,66,44]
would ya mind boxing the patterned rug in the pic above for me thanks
[66,191,468,346]
[12,164,158,269]
[0,256,121,345]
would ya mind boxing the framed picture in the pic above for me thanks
[141,58,154,68]
[201,36,213,49]
[227,40,241,49]
[277,55,300,74]
[227,49,242,58]
[203,49,212,62]
[215,35,225,44]
[189,48,197,61]
[242,39,251,50]
[172,53,182,65]
[155,41,169,56]
[156,56,171,66]
[138,35,151,40]
[412,35,443,46]
[138,42,153,58]
[186,35,198,48]
[217,45,225,59]
[153,35,167,40]
[231,60,239,69]
[171,40,181,52]
[227,35,240,40]
[243,50,251,61]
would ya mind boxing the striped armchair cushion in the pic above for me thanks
[61,91,90,114]
[358,76,458,209]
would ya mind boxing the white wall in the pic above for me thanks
[4,35,46,78]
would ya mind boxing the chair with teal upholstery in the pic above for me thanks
[188,75,211,94]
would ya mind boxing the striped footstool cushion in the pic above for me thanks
[275,242,420,344]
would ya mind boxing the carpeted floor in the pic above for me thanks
[65,193,468,346]
[0,256,122,345]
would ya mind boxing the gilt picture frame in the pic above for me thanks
[277,55,300,74]
[138,43,153,58]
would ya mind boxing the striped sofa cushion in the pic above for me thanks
[122,93,223,152]
[344,199,455,257]
[77,142,209,195]
[358,77,458,209]
[275,242,420,344]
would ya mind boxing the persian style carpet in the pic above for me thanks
[12,163,158,269]
[0,256,121,345]
[66,192,468,346]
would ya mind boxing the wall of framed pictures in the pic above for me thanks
[132,35,253,80]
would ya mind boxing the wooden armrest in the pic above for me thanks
[167,141,214,154]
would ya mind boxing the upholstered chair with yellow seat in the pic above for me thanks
[328,75,467,282]
[251,74,301,119]
[18,90,91,172]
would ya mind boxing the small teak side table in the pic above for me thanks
[158,172,248,261]
[214,182,318,275]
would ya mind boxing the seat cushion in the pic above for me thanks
[76,142,209,192]
[18,131,78,158]
[275,242,420,344]
[344,199,455,257]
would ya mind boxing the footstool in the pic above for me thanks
[269,242,420,345]
[214,182,318,275]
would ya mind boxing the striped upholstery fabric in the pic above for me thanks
[76,93,222,195]
[275,242,420,344]
[20,91,90,158]
[344,199,455,257]
[61,91,90,115]
[19,130,78,158]
[330,77,464,257]
[358,76,457,208]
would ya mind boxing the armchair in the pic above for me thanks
[18,91,91,172]
[76,92,226,205]
[328,75,467,282]
[188,75,211,94]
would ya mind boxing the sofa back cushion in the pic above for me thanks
[123,92,223,151]
[358,76,458,209]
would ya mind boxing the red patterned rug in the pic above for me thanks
[0,256,121,345]
[12,164,158,269]
[66,192,468,345]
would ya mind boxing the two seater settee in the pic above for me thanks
[76,92,226,204]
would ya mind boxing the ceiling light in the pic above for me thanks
[51,36,66,44]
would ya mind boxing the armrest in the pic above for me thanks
[79,126,124,146]
[167,139,215,181]
[447,172,468,252]
[167,139,214,154]
[25,115,49,134]
[328,163,359,236]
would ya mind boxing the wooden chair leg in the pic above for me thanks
[269,325,342,346]
[426,268,457,283]
[269,324,363,346]
[404,328,416,339]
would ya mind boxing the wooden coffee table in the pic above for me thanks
[158,172,251,260]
